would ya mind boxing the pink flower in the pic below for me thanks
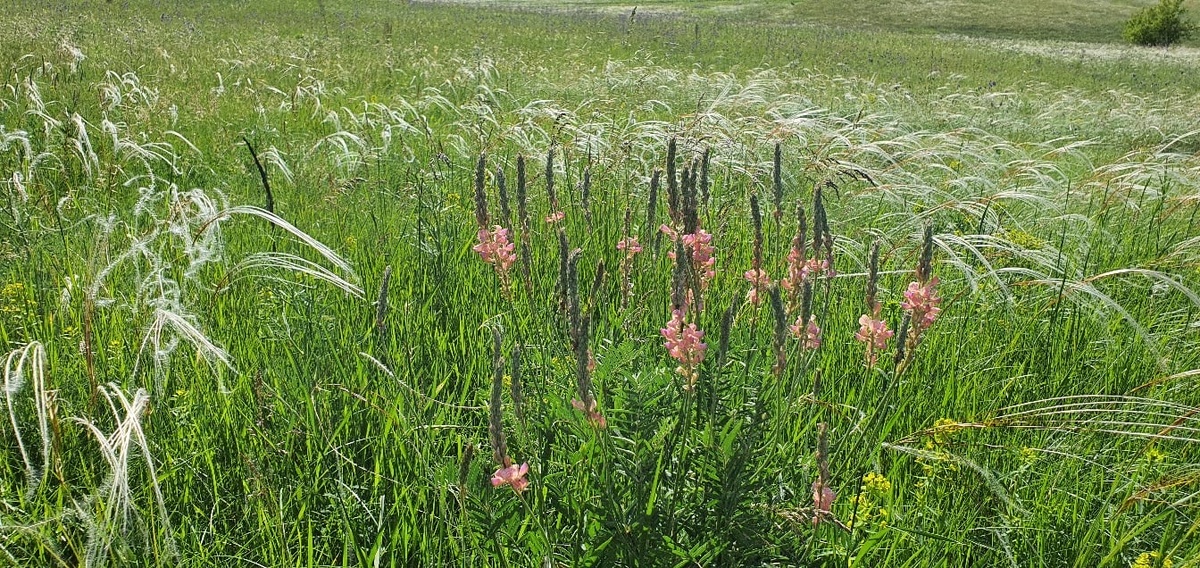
[665,229,717,288]
[545,211,565,224]
[781,253,830,291]
[491,462,530,493]
[743,268,772,305]
[473,226,517,273]
[659,224,678,241]
[683,230,717,285]
[811,480,836,526]
[901,276,942,330]
[854,315,894,366]
[571,398,607,429]
[661,309,707,389]
[616,236,643,256]
[790,315,822,350]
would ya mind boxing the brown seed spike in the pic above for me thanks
[473,152,489,230]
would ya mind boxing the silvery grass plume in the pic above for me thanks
[4,342,51,498]
[85,175,361,392]
[71,383,177,566]
[883,392,1200,514]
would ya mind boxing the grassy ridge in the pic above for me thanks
[1,0,1200,566]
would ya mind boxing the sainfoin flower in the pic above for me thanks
[664,228,717,288]
[782,252,830,292]
[790,315,822,350]
[491,461,530,493]
[661,309,707,389]
[854,315,893,366]
[571,398,607,428]
[545,210,565,224]
[901,276,942,330]
[744,268,771,305]
[617,236,643,256]
[811,480,836,526]
[658,223,678,241]
[473,226,516,273]
[682,230,716,285]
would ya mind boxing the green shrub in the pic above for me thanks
[1123,0,1197,46]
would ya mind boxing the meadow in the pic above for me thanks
[2,0,1200,565]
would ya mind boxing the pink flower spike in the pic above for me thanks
[545,211,565,224]
[617,236,643,256]
[811,481,836,526]
[659,224,678,241]
[790,315,822,350]
[744,268,772,305]
[661,309,707,389]
[474,226,517,274]
[854,314,894,366]
[901,276,942,331]
[491,462,530,493]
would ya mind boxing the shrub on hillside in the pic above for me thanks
[1123,0,1197,46]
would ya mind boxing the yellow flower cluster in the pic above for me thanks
[1,282,34,315]
[862,472,892,497]
[930,418,961,446]
[1020,447,1039,465]
[1144,446,1167,464]
[1131,551,1172,568]
[848,472,893,531]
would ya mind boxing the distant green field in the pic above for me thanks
[430,0,1200,44]
[2,0,1200,566]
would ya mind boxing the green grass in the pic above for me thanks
[2,0,1200,566]
[438,0,1200,44]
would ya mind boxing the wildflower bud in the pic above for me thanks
[769,284,788,378]
[488,328,507,466]
[496,165,511,229]
[458,441,475,496]
[647,168,661,251]
[666,137,679,222]
[374,265,392,336]
[866,240,880,314]
[918,223,934,285]
[473,152,489,230]
[581,166,592,227]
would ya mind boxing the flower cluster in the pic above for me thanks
[810,480,836,526]
[661,309,707,390]
[861,472,892,497]
[743,268,771,305]
[902,276,942,331]
[544,210,565,224]
[854,315,894,367]
[782,252,830,292]
[1132,551,1173,568]
[491,461,530,494]
[473,226,516,273]
[790,314,822,351]
[616,236,642,257]
[663,226,717,287]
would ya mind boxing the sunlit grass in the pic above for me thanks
[2,0,1200,566]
